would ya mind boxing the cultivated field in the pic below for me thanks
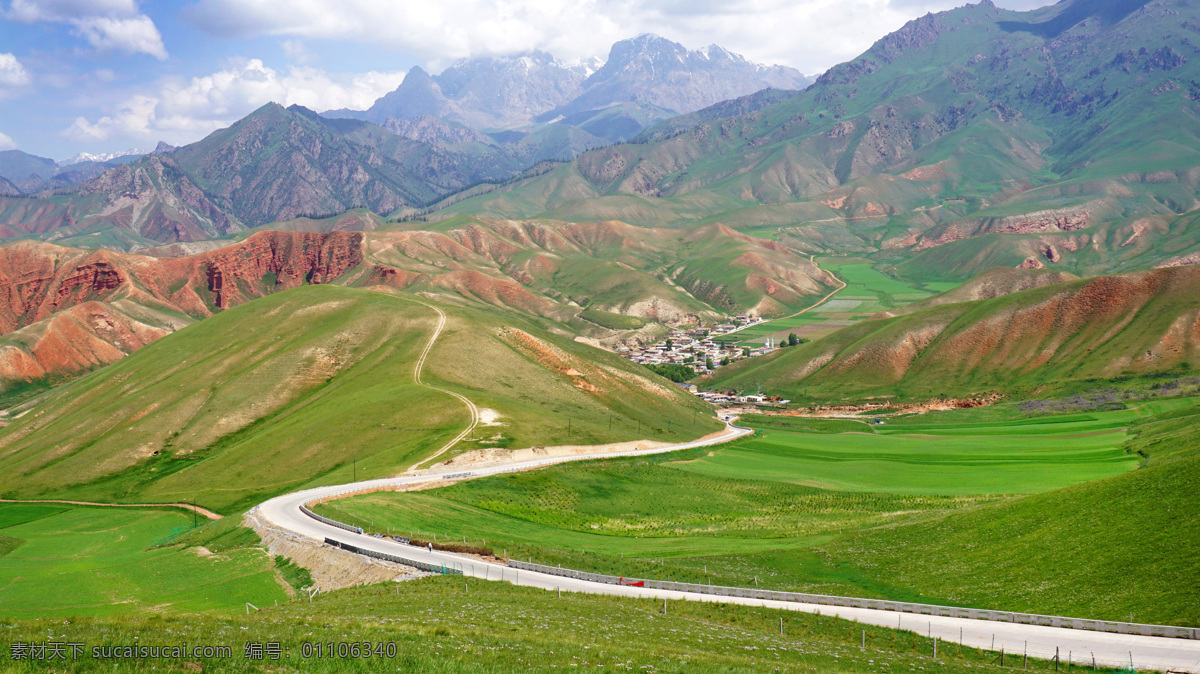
[319,396,1197,623]
[732,258,957,346]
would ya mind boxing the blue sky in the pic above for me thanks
[0,0,1051,161]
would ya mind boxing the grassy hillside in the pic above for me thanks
[0,503,287,617]
[0,285,719,513]
[706,264,1200,401]
[0,574,1070,673]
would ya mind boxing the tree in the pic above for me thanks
[665,338,674,350]
[788,332,799,346]
[642,363,693,383]
[705,356,714,369]
[742,347,751,357]
[720,356,730,366]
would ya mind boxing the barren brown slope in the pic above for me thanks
[369,217,835,320]
[0,231,366,391]
[707,264,1200,399]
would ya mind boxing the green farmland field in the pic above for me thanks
[320,397,1198,624]
[676,411,1140,495]
[0,504,286,617]
[734,258,956,346]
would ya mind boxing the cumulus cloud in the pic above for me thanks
[63,59,407,144]
[8,0,167,60]
[0,131,16,149]
[0,53,31,89]
[183,0,996,74]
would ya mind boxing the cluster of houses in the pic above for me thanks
[616,315,774,377]
[690,390,789,407]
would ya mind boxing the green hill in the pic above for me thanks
[705,263,1200,400]
[0,285,719,513]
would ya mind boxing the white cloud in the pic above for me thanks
[0,53,31,89]
[183,0,988,75]
[72,15,168,60]
[281,39,313,64]
[63,59,407,144]
[8,0,167,60]
[0,131,16,150]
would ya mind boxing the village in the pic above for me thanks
[617,315,792,407]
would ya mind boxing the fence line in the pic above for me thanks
[507,560,1198,640]
[323,537,462,576]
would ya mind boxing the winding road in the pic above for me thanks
[256,422,1200,673]
[406,298,480,467]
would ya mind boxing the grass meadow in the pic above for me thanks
[0,504,287,618]
[320,397,1199,625]
[0,575,1118,673]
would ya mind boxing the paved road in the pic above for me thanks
[256,424,1200,673]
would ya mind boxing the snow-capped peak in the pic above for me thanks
[58,147,147,167]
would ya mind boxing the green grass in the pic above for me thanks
[678,410,1141,495]
[578,306,647,330]
[0,285,720,513]
[708,265,1200,402]
[732,259,953,346]
[818,400,1200,626]
[0,575,1090,673]
[0,504,287,617]
[317,397,1198,624]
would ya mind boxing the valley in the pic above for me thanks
[0,0,1197,670]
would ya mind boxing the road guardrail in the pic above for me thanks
[508,561,1199,641]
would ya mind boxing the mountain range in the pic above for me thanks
[326,35,812,142]
[0,35,810,251]
[427,0,1200,281]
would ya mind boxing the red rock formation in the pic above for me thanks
[0,231,366,387]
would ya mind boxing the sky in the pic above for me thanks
[0,0,1053,161]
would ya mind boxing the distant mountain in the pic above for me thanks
[0,103,599,247]
[561,35,810,118]
[0,150,58,184]
[0,149,146,195]
[426,0,1200,279]
[381,115,496,145]
[329,35,811,142]
[0,176,19,198]
[58,148,147,167]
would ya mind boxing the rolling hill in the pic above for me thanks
[0,220,834,395]
[0,285,721,513]
[706,263,1200,400]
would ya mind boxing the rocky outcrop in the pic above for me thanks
[0,232,366,387]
